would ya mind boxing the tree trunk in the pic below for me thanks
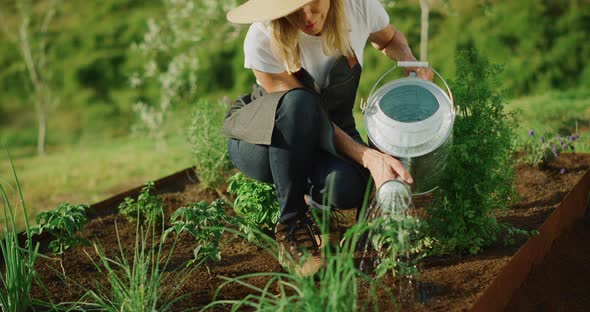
[36,90,47,155]
[15,0,58,156]
[19,16,47,156]
[419,0,430,62]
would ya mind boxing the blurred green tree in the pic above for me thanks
[0,0,588,148]
[377,0,590,97]
[129,0,241,149]
[0,0,60,155]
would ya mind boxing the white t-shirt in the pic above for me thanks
[244,0,390,87]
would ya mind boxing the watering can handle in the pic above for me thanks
[397,61,430,68]
[363,61,455,114]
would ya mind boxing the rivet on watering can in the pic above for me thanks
[376,179,412,215]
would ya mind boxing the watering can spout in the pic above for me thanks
[376,179,413,215]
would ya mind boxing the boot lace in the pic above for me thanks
[277,217,321,251]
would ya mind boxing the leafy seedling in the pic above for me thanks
[368,214,430,278]
[118,181,163,224]
[31,203,90,277]
[165,200,232,264]
[227,172,280,242]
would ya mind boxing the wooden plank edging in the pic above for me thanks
[86,166,197,219]
[11,166,198,255]
[470,168,590,312]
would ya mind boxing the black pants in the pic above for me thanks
[227,89,369,224]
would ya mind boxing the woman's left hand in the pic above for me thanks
[404,66,434,81]
[416,66,434,81]
[361,148,413,190]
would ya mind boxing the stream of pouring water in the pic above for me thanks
[358,193,422,302]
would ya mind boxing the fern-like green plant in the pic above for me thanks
[188,99,233,191]
[426,49,531,255]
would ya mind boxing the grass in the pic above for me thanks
[504,88,590,152]
[0,133,193,233]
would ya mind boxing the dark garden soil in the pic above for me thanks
[28,153,590,311]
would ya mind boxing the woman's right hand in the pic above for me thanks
[361,148,413,189]
[330,124,413,189]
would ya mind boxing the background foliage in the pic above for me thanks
[1,0,589,148]
[0,0,588,232]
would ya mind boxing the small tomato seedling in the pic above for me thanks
[118,181,163,224]
[31,203,90,277]
[165,200,232,262]
[31,203,90,256]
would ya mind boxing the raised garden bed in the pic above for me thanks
[23,153,590,310]
[505,207,590,311]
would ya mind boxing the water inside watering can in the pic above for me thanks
[380,85,440,123]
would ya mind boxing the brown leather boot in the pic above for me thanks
[275,214,323,277]
[310,210,344,252]
[304,195,343,251]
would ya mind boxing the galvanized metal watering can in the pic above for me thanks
[362,61,455,213]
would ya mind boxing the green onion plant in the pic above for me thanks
[202,219,393,311]
[204,182,395,312]
[75,210,199,311]
[0,151,41,311]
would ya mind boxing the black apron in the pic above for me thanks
[221,54,363,158]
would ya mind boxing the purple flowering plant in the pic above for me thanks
[521,129,579,166]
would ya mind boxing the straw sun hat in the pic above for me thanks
[227,0,313,24]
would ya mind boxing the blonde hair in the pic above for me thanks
[269,0,353,73]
